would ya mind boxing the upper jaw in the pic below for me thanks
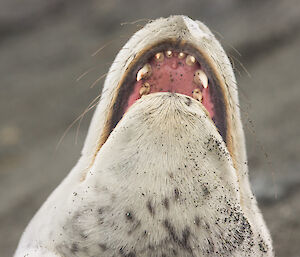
[82,15,246,175]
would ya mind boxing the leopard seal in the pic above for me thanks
[14,15,274,257]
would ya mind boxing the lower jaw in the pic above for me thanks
[103,92,228,165]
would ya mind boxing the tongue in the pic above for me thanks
[125,52,215,119]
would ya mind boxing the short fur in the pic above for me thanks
[14,16,273,257]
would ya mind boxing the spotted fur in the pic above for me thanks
[14,16,273,257]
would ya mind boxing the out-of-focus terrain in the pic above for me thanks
[0,1,299,256]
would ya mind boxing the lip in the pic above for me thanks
[96,40,230,157]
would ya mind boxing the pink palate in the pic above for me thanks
[125,52,215,119]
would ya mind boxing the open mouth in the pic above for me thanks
[98,40,228,151]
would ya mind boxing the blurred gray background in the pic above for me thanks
[0,0,299,256]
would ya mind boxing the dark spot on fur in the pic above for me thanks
[125,211,134,221]
[207,238,215,253]
[143,230,148,237]
[235,214,253,246]
[163,219,192,253]
[99,243,107,251]
[185,97,192,106]
[80,232,88,239]
[205,222,210,230]
[163,197,169,210]
[163,219,177,242]
[70,243,78,254]
[148,244,154,250]
[119,247,136,257]
[98,208,104,215]
[146,200,155,216]
[182,227,191,247]
[202,185,210,196]
[174,188,180,200]
[258,239,268,253]
[194,216,200,227]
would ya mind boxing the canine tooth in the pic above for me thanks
[165,50,172,58]
[186,55,196,66]
[194,69,208,88]
[139,82,151,96]
[178,52,186,59]
[136,64,152,81]
[193,88,202,102]
[154,52,164,62]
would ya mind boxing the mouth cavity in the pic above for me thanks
[101,41,228,150]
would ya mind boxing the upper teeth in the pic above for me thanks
[194,69,208,88]
[178,52,186,59]
[137,63,152,81]
[136,53,208,92]
[165,50,172,58]
[193,88,202,102]
[186,55,196,66]
[139,82,151,96]
[154,52,164,62]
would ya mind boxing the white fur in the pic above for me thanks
[14,16,273,257]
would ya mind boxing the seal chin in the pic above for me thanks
[94,92,235,190]
[117,92,221,143]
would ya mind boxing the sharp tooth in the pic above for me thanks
[139,82,151,96]
[186,55,196,66]
[136,64,152,81]
[194,69,208,88]
[154,52,164,62]
[192,88,202,102]
[165,50,172,58]
[178,52,186,59]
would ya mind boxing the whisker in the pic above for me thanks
[231,55,251,78]
[90,69,118,89]
[89,72,108,88]
[76,67,96,82]
[75,97,101,145]
[92,40,115,57]
[56,93,102,149]
[213,29,242,57]
[120,18,150,26]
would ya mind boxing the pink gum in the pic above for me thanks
[126,52,215,119]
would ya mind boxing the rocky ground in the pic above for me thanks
[0,1,299,256]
